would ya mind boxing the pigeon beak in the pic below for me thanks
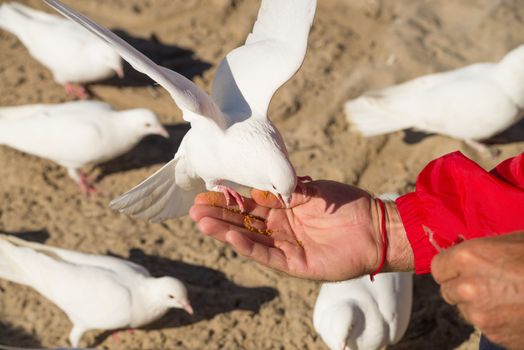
[182,302,194,315]
[115,67,124,78]
[278,194,291,208]
[157,126,170,138]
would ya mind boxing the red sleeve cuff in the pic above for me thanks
[396,192,439,274]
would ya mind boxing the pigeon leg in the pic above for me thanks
[68,324,86,347]
[67,168,97,196]
[111,328,134,343]
[464,139,499,158]
[64,82,89,100]
[217,185,246,212]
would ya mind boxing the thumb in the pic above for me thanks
[251,183,312,209]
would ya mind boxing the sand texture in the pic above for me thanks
[1,0,524,349]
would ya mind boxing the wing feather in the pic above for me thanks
[211,0,316,119]
[44,0,228,129]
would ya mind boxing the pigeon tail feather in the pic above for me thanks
[345,97,410,136]
[0,238,31,286]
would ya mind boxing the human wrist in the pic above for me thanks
[369,198,414,274]
[383,201,414,271]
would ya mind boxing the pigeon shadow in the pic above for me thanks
[0,321,43,349]
[0,229,49,243]
[483,118,524,145]
[402,129,434,144]
[93,248,278,346]
[388,274,474,350]
[402,118,524,146]
[95,123,191,181]
[93,29,212,88]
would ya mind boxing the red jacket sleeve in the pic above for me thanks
[396,151,524,274]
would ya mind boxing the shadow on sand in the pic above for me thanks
[92,29,212,89]
[92,248,278,346]
[0,321,43,349]
[96,123,191,181]
[389,274,474,350]
[402,118,524,146]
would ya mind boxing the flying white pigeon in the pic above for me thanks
[345,44,524,153]
[0,100,169,194]
[44,0,316,222]
[313,272,413,350]
[0,234,192,347]
[0,2,123,99]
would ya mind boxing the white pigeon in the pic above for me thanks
[44,0,316,222]
[0,2,123,99]
[0,234,192,347]
[313,193,413,350]
[345,44,524,153]
[0,100,169,194]
[313,272,413,350]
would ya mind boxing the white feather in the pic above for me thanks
[0,101,167,186]
[345,46,524,140]
[0,2,121,84]
[43,0,316,221]
[313,272,413,350]
[0,234,190,347]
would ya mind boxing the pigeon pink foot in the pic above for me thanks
[217,185,245,212]
[111,328,134,342]
[64,82,89,100]
[77,171,97,197]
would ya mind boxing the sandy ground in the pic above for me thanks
[1,0,524,349]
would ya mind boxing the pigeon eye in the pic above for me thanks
[168,295,174,299]
[145,123,152,127]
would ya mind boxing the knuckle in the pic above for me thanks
[468,311,491,329]
[456,281,479,301]
[453,246,478,265]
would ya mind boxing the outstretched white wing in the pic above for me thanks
[211,0,316,120]
[44,0,228,129]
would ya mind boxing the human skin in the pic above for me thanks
[189,180,414,281]
[191,180,524,347]
[431,232,524,350]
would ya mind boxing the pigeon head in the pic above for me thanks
[119,109,169,139]
[316,302,359,350]
[150,276,193,315]
[266,158,297,208]
[261,123,297,208]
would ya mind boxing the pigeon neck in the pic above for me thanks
[495,45,524,108]
[111,114,147,145]
[131,279,171,325]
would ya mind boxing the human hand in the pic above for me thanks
[190,180,413,281]
[431,232,524,350]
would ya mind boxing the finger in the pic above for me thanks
[190,203,270,225]
[251,190,282,208]
[431,248,461,284]
[194,191,228,206]
[193,192,272,218]
[197,217,275,246]
[251,183,313,209]
[440,276,486,306]
[190,204,266,229]
[226,230,289,272]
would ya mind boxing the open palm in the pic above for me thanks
[190,180,386,281]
